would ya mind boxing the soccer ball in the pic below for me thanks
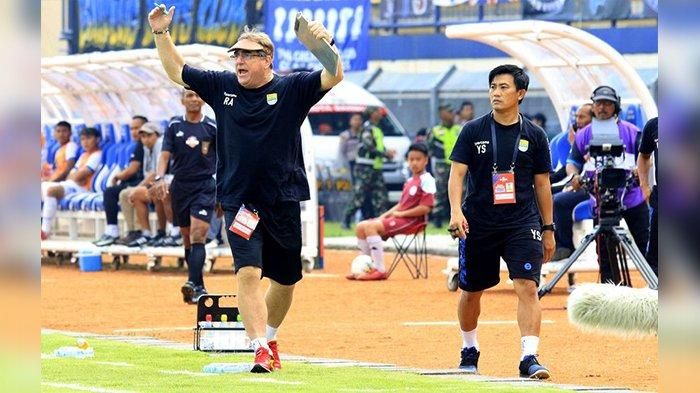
[351,254,375,276]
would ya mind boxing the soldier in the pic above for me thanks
[342,107,395,229]
[428,104,461,227]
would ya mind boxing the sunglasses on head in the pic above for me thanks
[230,49,268,60]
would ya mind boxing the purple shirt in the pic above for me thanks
[567,119,645,209]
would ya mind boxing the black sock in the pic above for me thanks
[185,247,192,282]
[189,243,206,287]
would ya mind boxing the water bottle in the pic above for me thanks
[54,346,94,358]
[202,362,251,374]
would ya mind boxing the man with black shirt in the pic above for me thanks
[149,5,343,373]
[93,115,147,246]
[150,90,217,304]
[638,117,658,276]
[448,65,554,379]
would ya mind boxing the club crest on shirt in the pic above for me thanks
[266,93,278,105]
[518,139,529,152]
[175,130,184,138]
[201,140,210,155]
[185,136,200,148]
[409,185,418,196]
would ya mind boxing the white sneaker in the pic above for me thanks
[205,239,219,249]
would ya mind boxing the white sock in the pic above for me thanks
[251,337,270,352]
[366,235,384,271]
[142,229,152,238]
[105,224,119,237]
[266,325,278,341]
[461,328,479,351]
[521,336,539,360]
[170,226,180,237]
[357,238,370,255]
[41,197,57,234]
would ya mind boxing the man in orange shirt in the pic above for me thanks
[41,127,102,240]
[42,121,78,182]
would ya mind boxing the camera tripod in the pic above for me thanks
[538,215,658,298]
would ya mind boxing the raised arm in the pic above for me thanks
[306,21,344,91]
[148,5,186,87]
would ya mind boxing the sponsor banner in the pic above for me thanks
[77,0,246,53]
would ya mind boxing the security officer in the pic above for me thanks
[427,104,461,227]
[342,106,395,228]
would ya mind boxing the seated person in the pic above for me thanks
[121,122,167,247]
[42,121,78,182]
[41,127,102,240]
[93,115,147,246]
[347,143,435,281]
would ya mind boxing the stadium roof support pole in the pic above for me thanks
[445,21,657,127]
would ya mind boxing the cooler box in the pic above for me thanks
[78,249,102,272]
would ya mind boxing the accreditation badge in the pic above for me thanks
[492,171,516,205]
[229,204,260,240]
[201,140,210,155]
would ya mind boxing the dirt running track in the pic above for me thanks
[41,250,657,391]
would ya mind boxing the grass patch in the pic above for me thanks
[41,333,567,392]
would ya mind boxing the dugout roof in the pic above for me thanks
[445,20,658,128]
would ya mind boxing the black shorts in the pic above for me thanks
[224,201,302,286]
[169,178,216,228]
[458,224,544,292]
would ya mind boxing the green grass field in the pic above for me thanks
[41,333,568,392]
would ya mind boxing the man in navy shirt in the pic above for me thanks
[150,90,217,304]
[448,65,554,379]
[637,117,658,276]
[149,5,343,373]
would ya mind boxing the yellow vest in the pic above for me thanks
[430,123,461,163]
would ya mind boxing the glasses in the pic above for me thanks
[230,49,268,60]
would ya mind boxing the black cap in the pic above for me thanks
[438,103,454,112]
[591,86,619,102]
[80,127,101,138]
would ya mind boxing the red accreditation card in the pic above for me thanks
[229,205,260,240]
[492,172,516,205]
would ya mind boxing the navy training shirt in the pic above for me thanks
[450,113,552,230]
[182,65,328,208]
[162,115,217,181]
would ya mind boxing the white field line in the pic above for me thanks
[95,361,133,367]
[403,320,555,327]
[240,377,303,385]
[112,327,193,333]
[159,369,214,377]
[41,382,137,393]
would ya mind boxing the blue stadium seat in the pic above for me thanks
[573,199,594,222]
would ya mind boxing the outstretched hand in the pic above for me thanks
[307,20,333,44]
[148,3,175,32]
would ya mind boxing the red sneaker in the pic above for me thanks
[345,273,358,280]
[268,340,281,370]
[357,268,387,281]
[251,347,274,373]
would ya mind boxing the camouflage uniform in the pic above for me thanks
[427,122,461,226]
[343,123,388,226]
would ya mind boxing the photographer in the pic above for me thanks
[565,86,649,283]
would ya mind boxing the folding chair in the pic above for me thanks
[386,222,428,279]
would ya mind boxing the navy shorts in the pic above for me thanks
[458,224,544,292]
[169,178,216,228]
[224,201,303,286]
